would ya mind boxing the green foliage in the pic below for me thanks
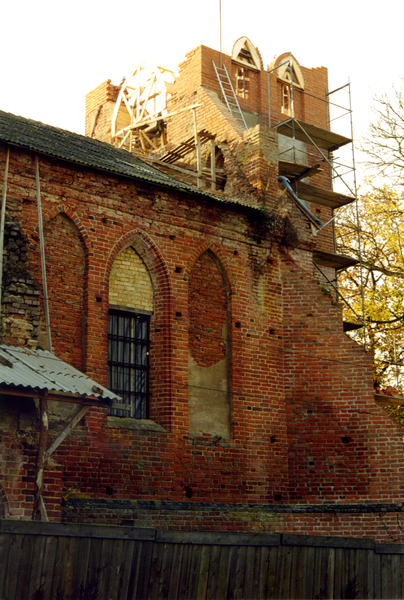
[336,185,404,391]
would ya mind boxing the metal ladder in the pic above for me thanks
[212,61,247,130]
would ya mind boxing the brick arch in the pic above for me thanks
[27,204,92,254]
[184,241,235,293]
[104,230,170,297]
[104,230,172,429]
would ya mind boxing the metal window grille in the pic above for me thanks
[107,309,150,418]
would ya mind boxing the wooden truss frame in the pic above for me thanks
[111,64,175,152]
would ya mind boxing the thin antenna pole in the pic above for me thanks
[219,0,222,69]
[0,146,10,314]
[35,156,52,352]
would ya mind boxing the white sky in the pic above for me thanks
[0,0,400,184]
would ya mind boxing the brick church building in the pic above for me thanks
[1,37,404,541]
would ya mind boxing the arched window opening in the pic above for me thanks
[108,246,154,418]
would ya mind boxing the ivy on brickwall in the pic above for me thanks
[247,207,298,248]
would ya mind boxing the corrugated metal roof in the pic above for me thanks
[0,345,119,403]
[0,110,256,209]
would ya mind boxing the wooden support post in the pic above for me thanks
[36,157,52,352]
[32,397,49,521]
[0,146,10,312]
[44,406,90,461]
[192,108,202,189]
[210,140,216,191]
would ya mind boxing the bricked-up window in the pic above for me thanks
[108,309,150,418]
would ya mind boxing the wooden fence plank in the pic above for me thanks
[116,539,135,600]
[73,536,92,592]
[167,544,185,600]
[326,547,335,600]
[279,545,293,599]
[177,543,192,599]
[266,545,279,599]
[105,538,125,600]
[251,545,262,600]
[365,548,374,599]
[196,544,211,600]
[307,548,320,598]
[373,551,381,599]
[14,535,33,600]
[136,540,154,600]
[206,544,222,600]
[158,542,174,600]
[148,538,164,600]
[289,544,301,599]
[64,535,80,599]
[215,544,230,600]
[257,546,270,599]
[390,553,400,599]
[50,536,69,599]
[355,548,366,600]
[127,540,144,600]
[85,536,104,590]
[320,547,330,598]
[225,545,240,599]
[0,533,11,600]
[94,537,114,599]
[27,534,47,600]
[243,545,258,600]
[380,553,389,599]
[234,545,247,599]
[333,547,344,600]
[401,554,404,599]
[41,535,58,600]
[4,534,24,600]
[295,545,307,600]
[187,543,202,600]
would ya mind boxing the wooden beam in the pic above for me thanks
[193,108,202,189]
[0,388,112,407]
[374,394,404,407]
[44,406,90,461]
[32,397,49,521]
[210,140,216,191]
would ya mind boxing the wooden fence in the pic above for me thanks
[2,519,404,599]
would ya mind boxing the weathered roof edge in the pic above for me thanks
[0,345,119,405]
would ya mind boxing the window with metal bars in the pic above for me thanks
[107,309,150,418]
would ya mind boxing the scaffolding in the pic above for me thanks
[267,56,367,342]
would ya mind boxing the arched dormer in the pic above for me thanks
[231,37,261,72]
[270,53,304,90]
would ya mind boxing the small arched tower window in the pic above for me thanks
[271,54,304,117]
[231,36,262,71]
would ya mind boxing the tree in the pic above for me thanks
[361,82,404,185]
[336,185,404,393]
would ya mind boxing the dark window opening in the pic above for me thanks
[108,309,150,419]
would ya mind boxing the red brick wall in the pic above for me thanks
[1,143,403,541]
